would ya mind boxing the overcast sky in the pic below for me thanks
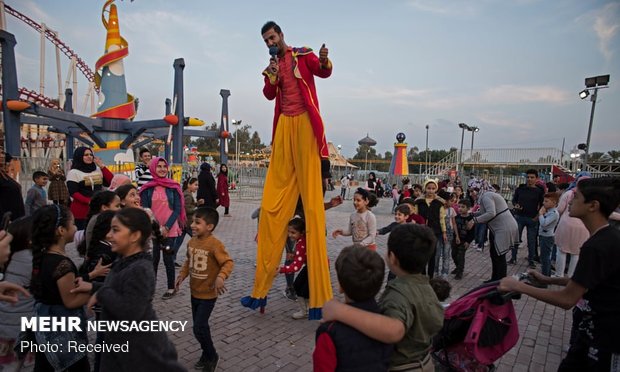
[5,0,620,158]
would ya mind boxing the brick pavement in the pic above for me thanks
[79,190,573,371]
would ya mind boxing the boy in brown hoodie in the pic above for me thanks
[176,207,234,372]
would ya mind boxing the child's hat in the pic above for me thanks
[423,178,439,189]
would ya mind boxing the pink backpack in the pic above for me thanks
[433,283,520,370]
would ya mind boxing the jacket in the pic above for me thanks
[262,46,332,158]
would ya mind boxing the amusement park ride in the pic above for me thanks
[0,0,230,173]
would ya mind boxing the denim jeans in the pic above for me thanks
[512,215,539,263]
[434,238,451,277]
[153,235,184,289]
[191,297,218,361]
[475,223,488,247]
[539,235,554,276]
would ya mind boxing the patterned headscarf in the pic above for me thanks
[567,171,592,191]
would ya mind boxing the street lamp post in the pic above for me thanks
[469,126,479,173]
[579,74,609,168]
[457,123,469,173]
[232,119,242,168]
[425,125,429,176]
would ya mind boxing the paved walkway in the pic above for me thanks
[115,190,570,371]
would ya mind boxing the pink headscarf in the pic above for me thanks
[109,174,131,191]
[139,157,186,226]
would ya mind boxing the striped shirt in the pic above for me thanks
[135,163,152,188]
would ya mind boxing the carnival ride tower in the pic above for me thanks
[92,0,136,163]
[389,132,409,176]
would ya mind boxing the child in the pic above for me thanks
[413,179,447,278]
[453,199,475,279]
[176,207,234,371]
[435,190,457,278]
[0,216,35,370]
[499,177,620,371]
[429,276,452,306]
[322,224,444,370]
[313,246,392,371]
[115,183,141,208]
[25,170,48,216]
[80,210,116,282]
[401,198,426,225]
[332,188,378,250]
[391,183,399,213]
[183,177,199,237]
[30,205,91,371]
[378,204,410,236]
[277,217,309,319]
[79,190,121,256]
[538,192,560,277]
[47,158,69,206]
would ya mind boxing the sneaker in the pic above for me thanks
[174,262,182,268]
[204,354,220,372]
[292,310,307,320]
[162,290,176,300]
[450,268,458,275]
[224,214,231,217]
[194,357,206,370]
[283,289,297,301]
[508,259,516,265]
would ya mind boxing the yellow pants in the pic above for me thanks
[249,112,332,316]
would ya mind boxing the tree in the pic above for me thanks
[384,151,393,161]
[587,152,604,162]
[193,122,220,153]
[602,150,620,163]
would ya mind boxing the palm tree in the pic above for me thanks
[602,150,620,163]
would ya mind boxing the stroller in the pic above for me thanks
[432,279,523,371]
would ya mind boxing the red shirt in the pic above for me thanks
[279,51,306,116]
[279,236,306,274]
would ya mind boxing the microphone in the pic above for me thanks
[269,46,279,73]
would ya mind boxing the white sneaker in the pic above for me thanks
[292,310,307,320]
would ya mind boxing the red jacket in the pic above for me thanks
[262,46,332,158]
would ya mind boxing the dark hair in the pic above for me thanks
[491,184,500,191]
[354,188,378,208]
[335,246,385,302]
[32,171,48,181]
[429,277,452,302]
[114,208,153,248]
[543,192,559,204]
[84,210,115,257]
[546,182,557,193]
[115,183,137,203]
[87,191,118,221]
[30,205,72,298]
[387,224,436,274]
[395,204,411,216]
[194,207,219,228]
[577,177,620,218]
[139,148,150,156]
[288,217,305,234]
[526,169,538,177]
[183,177,198,191]
[261,21,281,35]
[437,190,452,201]
[6,216,33,264]
[412,184,423,191]
[458,199,471,208]
[401,197,416,207]
[558,183,569,191]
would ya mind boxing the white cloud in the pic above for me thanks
[592,2,619,61]
[481,85,571,104]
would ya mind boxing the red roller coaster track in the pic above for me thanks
[3,3,97,109]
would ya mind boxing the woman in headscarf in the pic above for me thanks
[139,157,186,300]
[47,158,70,206]
[66,147,113,229]
[472,180,519,282]
[554,171,591,277]
[217,164,231,216]
[197,162,218,208]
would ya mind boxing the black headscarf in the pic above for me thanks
[197,163,217,208]
[71,146,97,173]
